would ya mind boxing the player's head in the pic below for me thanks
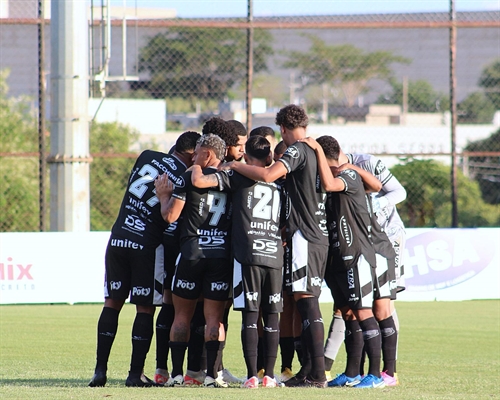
[273,140,287,162]
[275,105,308,145]
[244,135,272,167]
[193,133,226,168]
[249,126,277,152]
[202,116,238,149]
[173,131,201,166]
[226,119,247,162]
[317,135,341,162]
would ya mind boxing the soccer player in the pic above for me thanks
[219,104,330,388]
[155,134,232,388]
[88,131,200,388]
[226,119,248,162]
[249,125,278,152]
[153,131,201,385]
[190,135,284,388]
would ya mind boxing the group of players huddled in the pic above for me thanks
[88,104,406,389]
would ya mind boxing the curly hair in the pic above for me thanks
[316,135,340,161]
[175,131,200,153]
[197,133,226,161]
[275,104,309,130]
[202,117,239,147]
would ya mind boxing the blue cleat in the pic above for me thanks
[352,374,386,389]
[327,373,362,387]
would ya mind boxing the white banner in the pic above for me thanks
[1,229,499,304]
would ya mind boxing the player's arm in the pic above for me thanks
[377,173,407,205]
[190,164,218,189]
[154,174,185,224]
[220,159,287,183]
[337,163,382,193]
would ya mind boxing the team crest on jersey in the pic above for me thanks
[285,146,300,159]
[374,160,386,175]
[162,157,178,171]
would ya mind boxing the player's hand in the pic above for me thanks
[337,162,353,172]
[297,136,320,151]
[154,174,173,200]
[218,161,234,171]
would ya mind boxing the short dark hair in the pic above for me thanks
[249,126,276,139]
[275,104,308,130]
[245,135,271,161]
[197,134,226,161]
[202,117,238,147]
[175,131,200,153]
[316,136,340,161]
[274,140,287,156]
[226,120,247,137]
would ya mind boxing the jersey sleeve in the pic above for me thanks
[172,171,189,202]
[278,142,306,173]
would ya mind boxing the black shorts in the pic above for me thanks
[171,256,232,301]
[104,235,164,306]
[233,260,283,313]
[163,244,180,291]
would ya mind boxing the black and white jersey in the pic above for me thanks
[111,150,179,248]
[366,195,396,260]
[326,168,377,270]
[172,168,232,260]
[278,142,328,245]
[216,170,283,268]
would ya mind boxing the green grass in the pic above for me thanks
[0,301,499,399]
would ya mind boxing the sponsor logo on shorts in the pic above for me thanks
[110,281,122,290]
[110,238,144,250]
[253,239,278,255]
[132,286,151,296]
[246,292,258,301]
[211,281,229,292]
[269,292,281,304]
[284,145,299,159]
[176,279,195,290]
[310,276,322,287]
[347,268,355,289]
[124,214,146,232]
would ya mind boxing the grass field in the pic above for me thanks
[0,301,499,399]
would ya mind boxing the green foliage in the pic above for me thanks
[464,128,500,204]
[284,35,409,107]
[378,78,449,112]
[89,122,138,231]
[457,91,496,124]
[138,27,273,105]
[479,58,500,109]
[392,159,499,227]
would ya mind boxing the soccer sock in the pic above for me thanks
[95,307,119,371]
[379,316,398,376]
[241,311,259,378]
[359,317,382,378]
[155,303,174,370]
[257,336,265,372]
[344,319,364,378]
[296,297,326,381]
[324,314,345,371]
[262,312,279,379]
[169,341,188,378]
[215,340,225,374]
[279,336,295,371]
[187,302,205,372]
[294,336,304,367]
[130,312,154,375]
[391,307,400,370]
[205,340,220,379]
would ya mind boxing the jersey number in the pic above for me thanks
[252,185,280,222]
[207,191,227,226]
[128,164,159,207]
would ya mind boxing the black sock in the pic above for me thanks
[187,302,205,372]
[294,336,304,367]
[257,336,265,372]
[279,336,295,371]
[242,311,259,378]
[95,307,119,371]
[262,313,279,379]
[379,316,398,376]
[155,303,174,370]
[296,297,326,381]
[130,313,154,375]
[359,317,382,378]
[169,341,188,378]
[344,319,364,377]
[205,340,220,379]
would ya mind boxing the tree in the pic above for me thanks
[377,78,449,112]
[457,92,495,124]
[463,129,500,205]
[283,35,409,108]
[138,27,273,106]
[391,159,499,227]
[479,59,500,109]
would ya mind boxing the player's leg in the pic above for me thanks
[279,293,295,381]
[184,298,206,386]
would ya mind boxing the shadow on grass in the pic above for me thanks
[0,378,135,387]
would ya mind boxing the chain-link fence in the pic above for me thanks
[1,1,499,232]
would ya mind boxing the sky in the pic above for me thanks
[109,0,500,18]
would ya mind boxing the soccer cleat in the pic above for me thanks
[262,375,283,388]
[242,376,259,389]
[88,369,107,387]
[222,368,244,383]
[204,375,229,388]
[352,374,386,389]
[125,373,157,387]
[294,378,327,388]
[381,371,398,386]
[153,368,169,386]
[279,367,294,383]
[257,368,265,380]
[327,373,362,387]
[165,374,184,387]
[284,373,306,387]
[184,369,206,386]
